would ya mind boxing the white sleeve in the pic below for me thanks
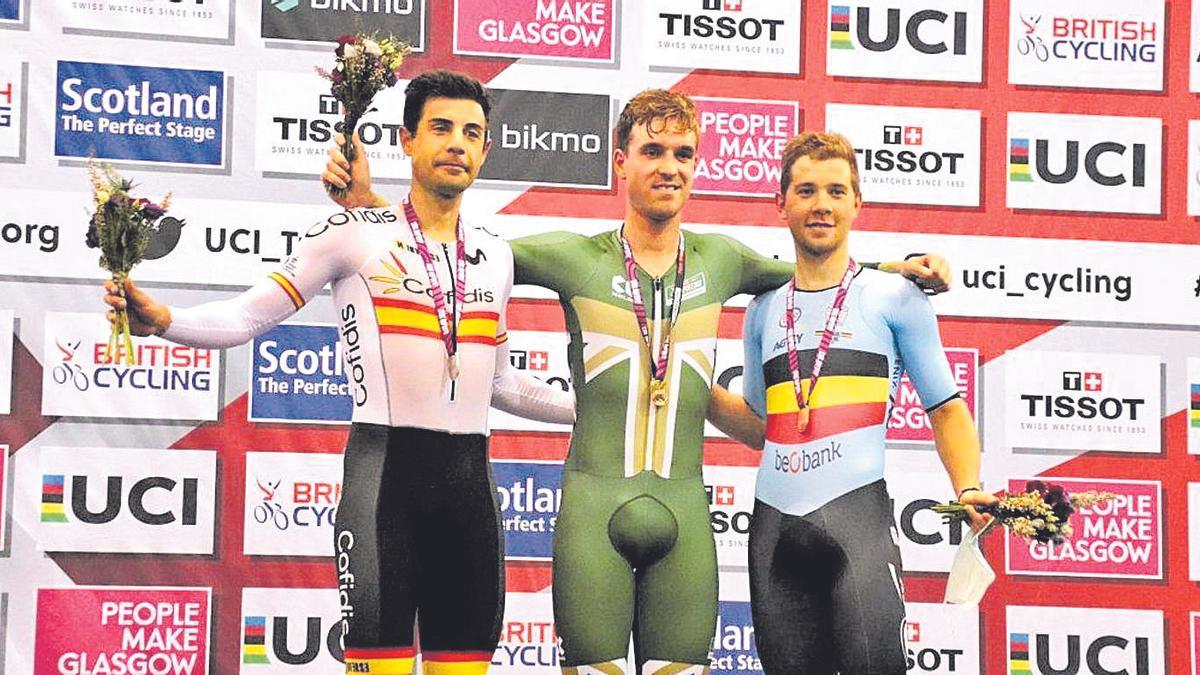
[162,213,363,349]
[491,339,576,424]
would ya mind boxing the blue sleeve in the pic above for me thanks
[885,281,959,411]
[741,294,767,419]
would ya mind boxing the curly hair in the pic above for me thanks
[779,131,861,198]
[614,89,701,151]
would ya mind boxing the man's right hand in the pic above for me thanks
[103,278,171,337]
[323,133,387,210]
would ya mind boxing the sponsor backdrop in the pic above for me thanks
[2,1,1200,673]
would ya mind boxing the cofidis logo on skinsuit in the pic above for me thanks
[1006,478,1162,580]
[826,104,980,208]
[454,0,616,62]
[37,446,217,554]
[1009,0,1163,92]
[827,0,983,82]
[35,586,211,674]
[55,61,226,168]
[1006,112,1161,215]
[243,451,342,557]
[41,312,221,421]
[240,587,344,672]
[1004,350,1160,453]
[250,324,354,424]
[1006,605,1163,675]
[644,0,802,74]
[493,460,562,561]
[692,97,798,198]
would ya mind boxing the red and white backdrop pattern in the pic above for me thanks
[2,0,1200,673]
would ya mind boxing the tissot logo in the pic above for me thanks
[1006,112,1161,214]
[904,603,979,673]
[826,103,979,206]
[59,0,232,41]
[1008,0,1164,92]
[1005,351,1160,453]
[37,447,217,554]
[1007,606,1164,674]
[510,349,550,371]
[644,0,801,74]
[826,0,982,82]
[262,0,425,51]
[705,466,755,567]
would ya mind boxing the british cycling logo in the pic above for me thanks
[1013,12,1158,66]
[243,451,343,557]
[55,61,226,167]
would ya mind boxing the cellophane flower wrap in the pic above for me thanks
[317,33,411,198]
[932,480,1114,544]
[86,160,174,364]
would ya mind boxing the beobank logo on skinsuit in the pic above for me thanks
[904,603,980,674]
[692,97,798,198]
[249,323,354,424]
[826,104,980,208]
[1004,350,1160,453]
[42,312,220,421]
[55,61,226,168]
[710,600,761,674]
[493,460,562,561]
[887,348,977,442]
[1008,0,1164,92]
[644,0,802,74]
[454,0,616,62]
[35,586,211,675]
[1006,478,1161,580]
[827,0,983,82]
[490,592,559,673]
[240,587,344,672]
[37,446,217,555]
[1006,112,1162,215]
[243,451,343,557]
[1006,605,1163,675]
[705,465,757,568]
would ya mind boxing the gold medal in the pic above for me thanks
[650,380,668,407]
[448,353,460,380]
[796,405,810,433]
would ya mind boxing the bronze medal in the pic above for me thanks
[796,405,810,433]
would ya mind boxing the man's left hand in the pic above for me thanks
[958,489,999,534]
[896,253,952,294]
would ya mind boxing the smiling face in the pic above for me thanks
[614,119,697,225]
[777,155,861,259]
[401,96,491,199]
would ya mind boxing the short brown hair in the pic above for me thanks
[779,132,861,198]
[615,89,701,152]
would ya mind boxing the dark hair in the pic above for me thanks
[615,89,700,152]
[402,70,491,134]
[779,132,861,198]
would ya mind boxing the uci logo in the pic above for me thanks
[1012,632,1151,675]
[1009,137,1146,187]
[830,5,968,55]
[247,615,346,665]
[58,475,199,525]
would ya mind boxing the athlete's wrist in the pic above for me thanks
[957,486,981,500]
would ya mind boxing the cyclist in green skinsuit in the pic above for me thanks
[324,85,951,675]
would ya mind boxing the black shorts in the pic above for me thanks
[335,423,504,667]
[748,479,906,675]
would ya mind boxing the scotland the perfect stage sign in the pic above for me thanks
[249,323,353,424]
[55,61,226,168]
[493,460,562,561]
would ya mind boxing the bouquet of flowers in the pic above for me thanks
[933,480,1114,544]
[86,160,174,364]
[317,32,411,198]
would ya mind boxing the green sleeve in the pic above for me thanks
[725,237,792,296]
[510,231,592,295]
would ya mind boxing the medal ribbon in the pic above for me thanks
[619,229,686,383]
[402,197,466,378]
[785,260,858,420]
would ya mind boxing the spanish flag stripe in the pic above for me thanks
[372,297,435,313]
[376,306,442,332]
[458,335,500,345]
[765,376,889,412]
[765,402,887,445]
[423,651,494,662]
[269,273,305,310]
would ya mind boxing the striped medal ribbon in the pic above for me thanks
[402,197,466,382]
[785,260,858,433]
[619,229,686,408]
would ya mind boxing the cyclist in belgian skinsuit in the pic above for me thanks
[733,133,997,674]
[325,91,953,675]
[104,72,575,675]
